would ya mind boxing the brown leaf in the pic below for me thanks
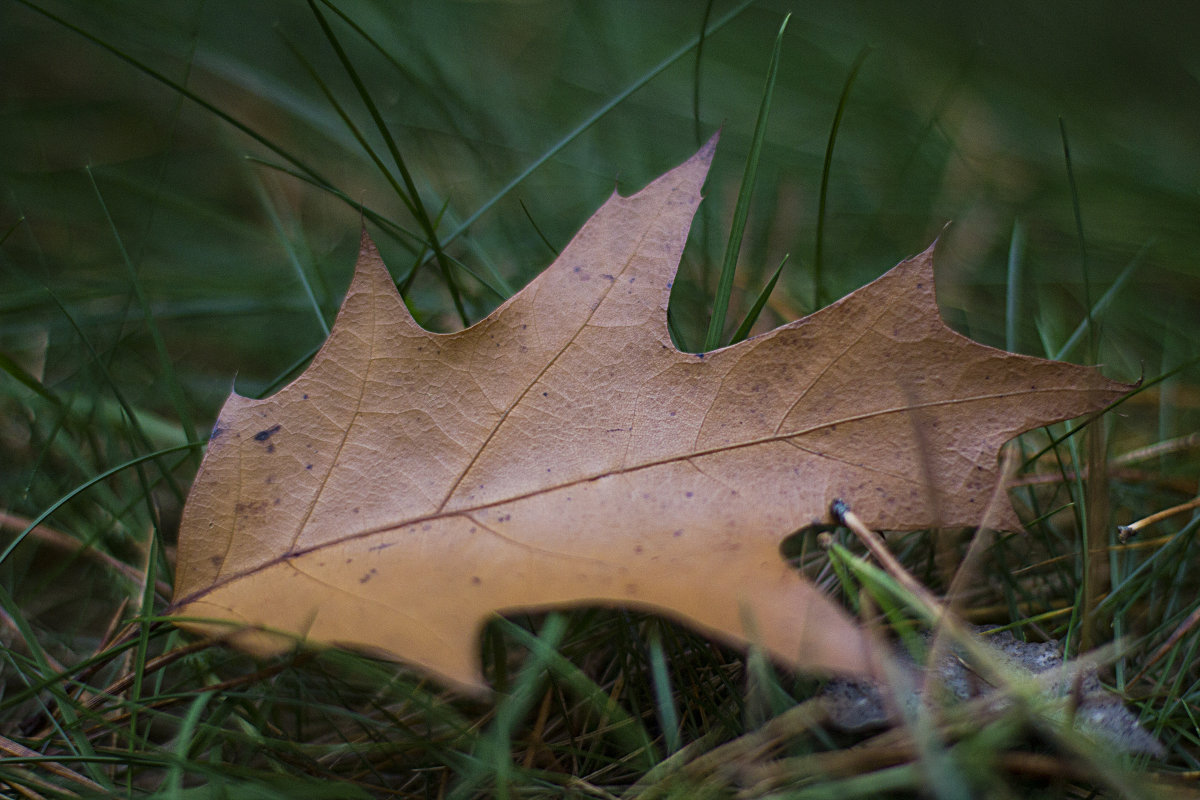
[170,136,1128,692]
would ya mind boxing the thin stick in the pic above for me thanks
[832,500,946,620]
[1117,495,1200,543]
[0,734,106,794]
[0,512,172,597]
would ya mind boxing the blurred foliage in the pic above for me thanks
[3,2,1198,398]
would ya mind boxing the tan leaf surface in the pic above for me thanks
[171,137,1128,691]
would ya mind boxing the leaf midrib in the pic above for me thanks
[171,385,1062,609]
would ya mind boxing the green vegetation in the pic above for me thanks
[2,1,1198,796]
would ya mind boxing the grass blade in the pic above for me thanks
[0,443,198,568]
[729,254,788,344]
[813,45,872,309]
[703,13,789,352]
[86,166,199,451]
[1053,241,1150,361]
[692,0,716,145]
[436,0,759,251]
[1005,219,1026,353]
[11,0,341,199]
[305,0,470,326]
[647,629,681,755]
[1059,117,1095,362]
[250,174,330,336]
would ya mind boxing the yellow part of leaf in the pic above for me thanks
[171,135,1128,692]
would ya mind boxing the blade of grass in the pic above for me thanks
[1053,241,1150,361]
[0,582,113,790]
[243,155,422,253]
[703,13,789,352]
[127,527,164,794]
[813,45,872,309]
[497,616,658,770]
[432,0,759,250]
[0,442,199,568]
[304,0,755,305]
[729,254,788,344]
[518,199,560,258]
[692,0,716,145]
[13,0,341,199]
[251,174,330,337]
[1059,117,1095,362]
[1058,120,1108,652]
[164,690,213,799]
[449,614,568,800]
[0,351,61,406]
[32,279,190,506]
[647,629,681,755]
[305,0,469,326]
[0,215,23,245]
[1004,219,1025,353]
[86,165,200,451]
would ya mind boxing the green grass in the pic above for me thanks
[2,1,1200,797]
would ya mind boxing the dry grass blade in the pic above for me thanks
[0,734,105,795]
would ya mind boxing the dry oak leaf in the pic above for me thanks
[171,136,1127,692]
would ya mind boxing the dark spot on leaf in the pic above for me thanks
[359,568,378,584]
[253,424,281,442]
[352,507,360,514]
[673,530,683,537]
[266,444,275,453]
[368,542,395,552]
[209,425,224,440]
[302,393,309,400]
[686,491,694,498]
[306,464,313,470]
[601,273,614,281]
[471,576,482,585]
[634,545,643,554]
[234,499,269,517]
